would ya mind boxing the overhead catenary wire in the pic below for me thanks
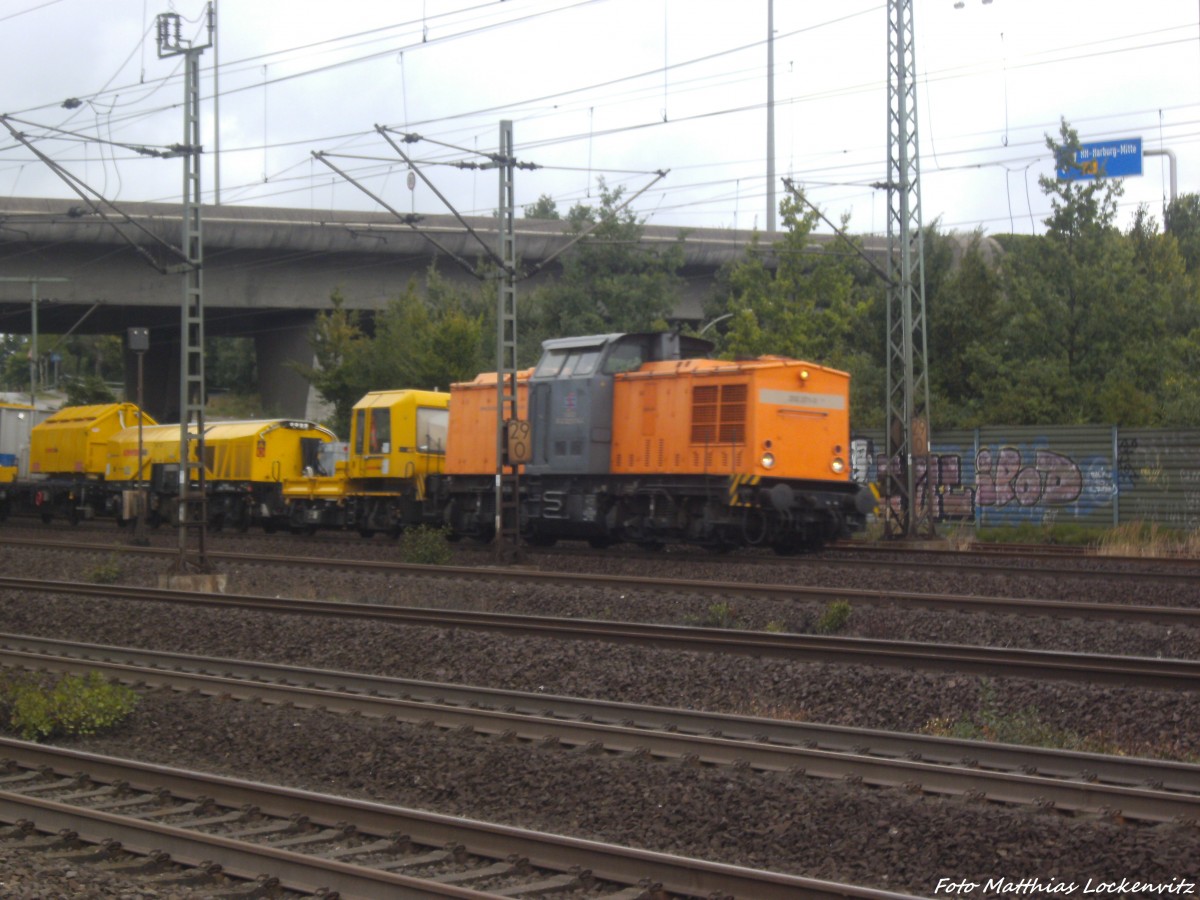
[0,1,1194,237]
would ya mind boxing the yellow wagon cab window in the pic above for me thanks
[370,409,391,454]
[354,409,366,455]
[417,407,448,454]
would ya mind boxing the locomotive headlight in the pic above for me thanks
[761,452,776,469]
[830,457,846,474]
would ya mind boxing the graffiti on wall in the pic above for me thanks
[1115,434,1200,529]
[851,438,1115,525]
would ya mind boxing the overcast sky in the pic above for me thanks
[0,0,1195,237]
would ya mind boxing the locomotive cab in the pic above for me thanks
[526,332,713,476]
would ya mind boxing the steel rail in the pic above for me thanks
[1,536,1198,625]
[5,528,1200,581]
[3,635,1197,825]
[0,739,923,900]
[1,575,1198,690]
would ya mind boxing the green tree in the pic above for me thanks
[1128,204,1200,425]
[523,194,560,219]
[299,271,488,436]
[704,187,885,429]
[62,374,116,406]
[985,118,1148,425]
[1165,193,1200,275]
[207,336,257,394]
[369,277,486,391]
[0,334,29,393]
[296,290,371,435]
[926,229,1006,428]
[523,179,686,348]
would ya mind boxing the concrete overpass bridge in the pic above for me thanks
[0,195,892,420]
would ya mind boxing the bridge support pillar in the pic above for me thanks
[254,311,319,420]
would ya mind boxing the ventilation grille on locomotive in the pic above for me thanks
[690,384,747,444]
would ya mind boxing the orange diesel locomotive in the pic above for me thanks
[441,332,873,552]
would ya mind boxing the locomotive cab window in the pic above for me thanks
[534,349,568,378]
[602,342,643,375]
[562,348,600,377]
[416,407,448,454]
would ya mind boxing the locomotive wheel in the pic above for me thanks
[40,513,53,524]
[525,534,557,548]
[587,536,616,549]
[636,541,665,552]
[358,528,376,539]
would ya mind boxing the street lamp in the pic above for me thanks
[699,313,734,336]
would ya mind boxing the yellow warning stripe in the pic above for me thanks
[727,473,761,506]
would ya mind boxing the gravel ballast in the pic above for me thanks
[0,536,1197,897]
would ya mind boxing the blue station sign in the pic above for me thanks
[1057,137,1143,181]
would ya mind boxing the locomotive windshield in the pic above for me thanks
[533,346,602,379]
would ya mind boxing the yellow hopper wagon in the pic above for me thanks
[5,402,155,524]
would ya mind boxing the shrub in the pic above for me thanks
[4,672,139,742]
[922,682,1112,753]
[400,525,453,566]
[685,601,737,629]
[815,600,852,634]
[89,554,123,584]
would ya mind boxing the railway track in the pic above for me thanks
[4,633,1198,826]
[0,738,917,900]
[0,574,1197,691]
[5,527,1200,586]
[2,536,1199,626]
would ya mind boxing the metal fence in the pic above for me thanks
[850,426,1200,530]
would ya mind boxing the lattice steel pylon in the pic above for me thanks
[158,7,213,570]
[492,121,522,561]
[883,0,935,540]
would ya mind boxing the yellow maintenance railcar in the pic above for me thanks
[283,389,449,536]
[107,418,337,530]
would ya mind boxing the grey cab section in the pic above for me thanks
[525,331,714,476]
